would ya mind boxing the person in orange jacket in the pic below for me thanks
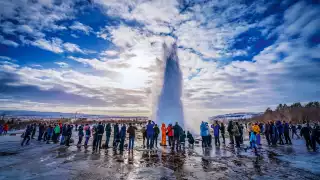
[161,123,166,146]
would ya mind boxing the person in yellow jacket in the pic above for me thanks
[161,123,166,146]
[252,124,260,134]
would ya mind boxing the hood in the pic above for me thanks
[161,123,166,128]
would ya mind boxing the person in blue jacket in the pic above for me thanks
[271,121,278,146]
[46,125,53,144]
[119,124,126,151]
[276,120,284,145]
[211,121,220,146]
[200,121,209,147]
[146,120,155,149]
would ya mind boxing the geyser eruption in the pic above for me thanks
[155,43,184,127]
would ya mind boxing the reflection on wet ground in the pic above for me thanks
[0,133,319,180]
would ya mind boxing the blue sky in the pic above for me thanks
[0,0,319,124]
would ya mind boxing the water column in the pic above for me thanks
[155,43,184,127]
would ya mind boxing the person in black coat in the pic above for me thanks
[38,123,45,141]
[300,122,312,149]
[227,121,234,144]
[95,122,104,150]
[220,122,226,144]
[21,125,32,146]
[311,124,320,152]
[264,122,271,146]
[65,125,72,146]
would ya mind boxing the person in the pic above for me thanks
[187,131,195,147]
[91,124,98,150]
[65,124,72,146]
[200,121,208,147]
[127,123,137,151]
[77,124,84,146]
[60,124,67,145]
[119,124,126,151]
[290,123,299,139]
[252,123,261,146]
[283,121,292,145]
[53,124,60,143]
[105,123,112,149]
[161,123,166,146]
[173,122,182,151]
[227,121,234,144]
[75,124,78,131]
[46,125,53,144]
[167,124,174,147]
[141,126,147,148]
[146,120,155,149]
[270,121,278,146]
[113,123,119,147]
[311,124,320,152]
[206,122,212,147]
[31,123,36,139]
[220,122,226,144]
[95,122,104,150]
[153,124,160,148]
[239,123,244,144]
[180,130,186,150]
[0,124,3,136]
[3,123,8,135]
[21,125,32,146]
[84,124,91,147]
[276,120,284,145]
[233,122,241,148]
[264,122,271,146]
[300,122,312,150]
[37,123,45,141]
[250,131,258,155]
[211,121,220,146]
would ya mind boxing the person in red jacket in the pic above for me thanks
[3,123,8,135]
[167,124,173,147]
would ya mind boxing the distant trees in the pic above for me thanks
[251,101,320,123]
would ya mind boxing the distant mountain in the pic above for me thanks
[209,112,262,121]
[0,110,147,119]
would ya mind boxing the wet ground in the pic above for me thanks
[0,131,319,180]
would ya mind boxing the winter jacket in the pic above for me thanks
[200,122,208,136]
[114,124,119,137]
[271,124,278,135]
[146,122,155,136]
[97,124,104,135]
[211,124,220,137]
[84,126,91,136]
[66,125,72,136]
[300,124,311,137]
[78,126,84,136]
[250,132,257,142]
[276,121,284,134]
[141,127,147,137]
[54,125,60,134]
[173,124,182,138]
[47,127,53,136]
[105,124,111,135]
[167,125,173,137]
[284,123,290,133]
[264,124,270,134]
[227,121,233,134]
[291,125,297,132]
[62,125,68,136]
[120,125,126,139]
[127,125,137,137]
[220,124,225,134]
[24,126,33,136]
[232,124,240,137]
[3,124,8,131]
[187,131,194,144]
[180,132,186,142]
[154,126,160,136]
[252,125,260,134]
[161,123,166,135]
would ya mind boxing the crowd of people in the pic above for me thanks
[18,120,196,153]
[9,119,320,154]
[200,120,320,153]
